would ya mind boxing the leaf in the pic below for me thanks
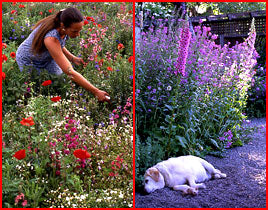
[209,138,220,149]
[233,139,243,146]
[164,115,171,123]
[164,104,173,111]
[175,135,187,148]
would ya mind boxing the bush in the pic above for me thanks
[246,65,266,117]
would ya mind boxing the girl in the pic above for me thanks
[16,7,110,102]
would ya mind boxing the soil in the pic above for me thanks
[135,118,266,208]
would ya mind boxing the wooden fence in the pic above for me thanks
[190,10,266,46]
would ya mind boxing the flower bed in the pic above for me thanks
[135,16,264,187]
[2,2,133,208]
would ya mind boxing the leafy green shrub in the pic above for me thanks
[246,65,266,117]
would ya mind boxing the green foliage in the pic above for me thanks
[135,2,266,19]
[214,2,266,14]
[2,2,65,45]
[2,155,23,208]
[135,2,174,19]
[246,65,266,118]
[135,134,165,189]
[186,2,266,16]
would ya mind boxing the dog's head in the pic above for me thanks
[144,167,165,193]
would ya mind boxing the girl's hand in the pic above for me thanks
[95,90,110,103]
[72,56,85,65]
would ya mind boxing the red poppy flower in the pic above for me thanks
[13,149,26,160]
[98,59,104,66]
[2,72,6,80]
[51,96,61,102]
[19,4,25,8]
[13,21,18,24]
[2,43,7,49]
[128,56,133,63]
[11,10,17,14]
[84,20,89,25]
[94,54,98,62]
[41,80,52,86]
[117,43,124,50]
[2,54,8,62]
[97,24,102,28]
[73,149,91,159]
[128,10,133,14]
[48,8,54,13]
[20,117,35,126]
[107,67,113,71]
[39,12,43,15]
[10,52,16,58]
[86,17,95,22]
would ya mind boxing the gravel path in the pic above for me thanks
[135,118,266,208]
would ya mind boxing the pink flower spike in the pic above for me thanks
[175,23,191,77]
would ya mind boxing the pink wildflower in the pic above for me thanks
[22,200,27,207]
[71,127,77,133]
[64,149,70,155]
[15,193,24,205]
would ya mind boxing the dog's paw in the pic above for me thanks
[187,187,198,196]
[199,183,206,189]
[214,173,227,179]
[214,174,221,179]
[221,173,227,178]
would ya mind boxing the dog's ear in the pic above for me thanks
[156,164,170,186]
[148,168,160,182]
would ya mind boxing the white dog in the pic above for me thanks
[144,155,226,195]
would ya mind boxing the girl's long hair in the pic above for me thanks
[31,7,83,55]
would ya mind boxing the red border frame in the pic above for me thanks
[1,1,267,210]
